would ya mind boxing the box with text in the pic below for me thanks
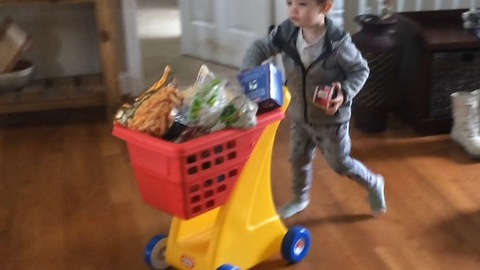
[238,63,283,114]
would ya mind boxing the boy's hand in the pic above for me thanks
[324,82,343,115]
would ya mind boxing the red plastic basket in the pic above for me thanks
[112,109,284,219]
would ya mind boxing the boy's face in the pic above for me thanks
[286,0,328,28]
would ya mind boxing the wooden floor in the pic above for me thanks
[1,108,480,270]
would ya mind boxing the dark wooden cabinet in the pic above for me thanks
[394,9,480,135]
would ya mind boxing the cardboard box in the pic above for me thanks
[0,18,32,73]
[238,63,283,114]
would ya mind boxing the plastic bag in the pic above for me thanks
[210,95,258,132]
[181,65,229,129]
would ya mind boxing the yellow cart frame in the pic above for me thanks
[144,89,311,270]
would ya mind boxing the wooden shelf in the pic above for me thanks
[0,75,105,114]
[0,0,121,117]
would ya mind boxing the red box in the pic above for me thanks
[313,84,338,109]
[112,108,284,219]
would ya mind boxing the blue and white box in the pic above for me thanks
[238,63,284,114]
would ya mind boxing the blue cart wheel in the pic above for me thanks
[281,226,311,264]
[217,264,240,270]
[145,234,169,270]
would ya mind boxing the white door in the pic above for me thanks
[179,0,273,68]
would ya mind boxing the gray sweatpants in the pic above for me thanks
[289,121,378,202]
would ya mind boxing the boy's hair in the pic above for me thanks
[316,0,332,4]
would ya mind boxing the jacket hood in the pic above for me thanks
[272,16,348,58]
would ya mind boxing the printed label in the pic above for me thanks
[181,255,195,269]
[313,85,333,108]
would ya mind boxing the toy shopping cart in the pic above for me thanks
[112,88,311,270]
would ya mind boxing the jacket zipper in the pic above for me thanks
[302,51,329,123]
[300,66,308,122]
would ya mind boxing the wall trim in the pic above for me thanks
[120,0,144,96]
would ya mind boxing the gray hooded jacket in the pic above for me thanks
[241,17,369,126]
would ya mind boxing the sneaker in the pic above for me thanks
[368,175,387,217]
[277,199,310,219]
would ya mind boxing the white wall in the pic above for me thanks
[119,0,143,95]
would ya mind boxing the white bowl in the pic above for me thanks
[0,60,34,92]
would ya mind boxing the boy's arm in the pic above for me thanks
[240,27,280,71]
[336,36,370,105]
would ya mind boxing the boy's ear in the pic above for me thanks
[322,0,333,13]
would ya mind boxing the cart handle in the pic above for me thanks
[281,87,291,114]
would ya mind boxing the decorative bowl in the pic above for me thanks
[0,60,34,93]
